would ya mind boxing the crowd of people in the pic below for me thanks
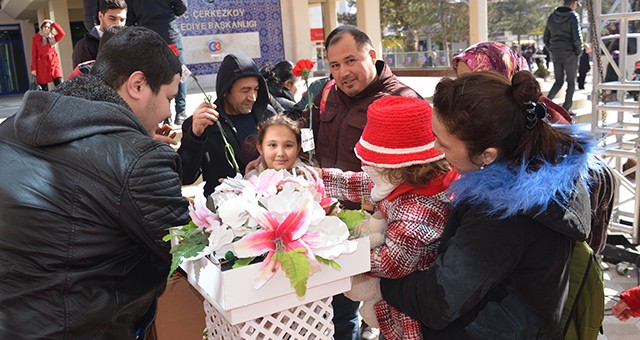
[3,0,634,339]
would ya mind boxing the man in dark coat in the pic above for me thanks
[0,27,189,339]
[72,0,127,68]
[543,0,583,111]
[178,54,272,197]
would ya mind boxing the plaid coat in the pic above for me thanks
[322,169,453,340]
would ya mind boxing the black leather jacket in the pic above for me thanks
[0,75,190,339]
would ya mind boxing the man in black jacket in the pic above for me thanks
[72,0,127,68]
[543,0,583,111]
[0,27,189,339]
[178,54,272,197]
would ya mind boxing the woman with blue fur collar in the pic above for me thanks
[380,70,597,339]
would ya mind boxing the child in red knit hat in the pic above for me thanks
[612,286,640,322]
[319,96,458,340]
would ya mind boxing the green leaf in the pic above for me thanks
[316,256,342,270]
[167,229,209,278]
[274,248,310,297]
[337,209,366,231]
[232,257,255,269]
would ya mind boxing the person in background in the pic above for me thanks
[125,0,189,125]
[31,19,65,91]
[309,24,423,340]
[578,43,591,90]
[0,26,189,339]
[452,41,573,124]
[178,54,272,197]
[73,0,127,68]
[543,0,583,112]
[83,0,100,31]
[261,60,302,118]
[612,286,640,322]
[380,70,596,339]
[69,25,126,80]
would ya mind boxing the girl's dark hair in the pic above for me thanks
[256,113,302,147]
[91,27,182,94]
[432,71,583,167]
[261,60,296,88]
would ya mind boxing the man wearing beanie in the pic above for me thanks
[307,24,422,340]
[320,96,457,340]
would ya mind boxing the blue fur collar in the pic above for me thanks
[450,140,600,219]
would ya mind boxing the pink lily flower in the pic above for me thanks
[233,199,318,289]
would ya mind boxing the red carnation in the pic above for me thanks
[292,59,315,78]
[168,44,180,57]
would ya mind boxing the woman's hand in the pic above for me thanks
[191,101,219,137]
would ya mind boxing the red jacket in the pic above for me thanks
[31,22,65,84]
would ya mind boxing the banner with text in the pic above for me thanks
[178,0,284,76]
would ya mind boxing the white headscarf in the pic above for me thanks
[39,20,57,47]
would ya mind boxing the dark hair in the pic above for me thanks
[432,71,582,167]
[261,60,296,88]
[256,113,301,148]
[99,0,127,14]
[380,159,451,187]
[91,27,182,94]
[325,25,373,52]
[97,25,125,52]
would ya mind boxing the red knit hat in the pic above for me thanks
[354,96,444,168]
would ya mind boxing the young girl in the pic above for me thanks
[246,113,306,177]
[319,96,458,340]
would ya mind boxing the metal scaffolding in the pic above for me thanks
[589,0,640,243]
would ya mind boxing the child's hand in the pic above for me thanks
[245,156,263,173]
[192,101,219,137]
[612,299,634,322]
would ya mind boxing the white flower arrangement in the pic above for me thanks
[166,167,359,296]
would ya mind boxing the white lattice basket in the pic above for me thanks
[204,296,335,340]
[180,237,370,325]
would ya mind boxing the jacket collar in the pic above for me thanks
[450,138,599,220]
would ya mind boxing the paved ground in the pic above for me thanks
[1,71,639,339]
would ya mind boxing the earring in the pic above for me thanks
[480,163,486,170]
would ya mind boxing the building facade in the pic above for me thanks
[0,0,382,95]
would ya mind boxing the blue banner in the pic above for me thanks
[178,0,285,75]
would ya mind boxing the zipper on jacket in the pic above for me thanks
[331,111,348,167]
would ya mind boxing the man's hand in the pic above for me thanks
[153,124,177,145]
[192,101,219,137]
[245,156,263,173]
